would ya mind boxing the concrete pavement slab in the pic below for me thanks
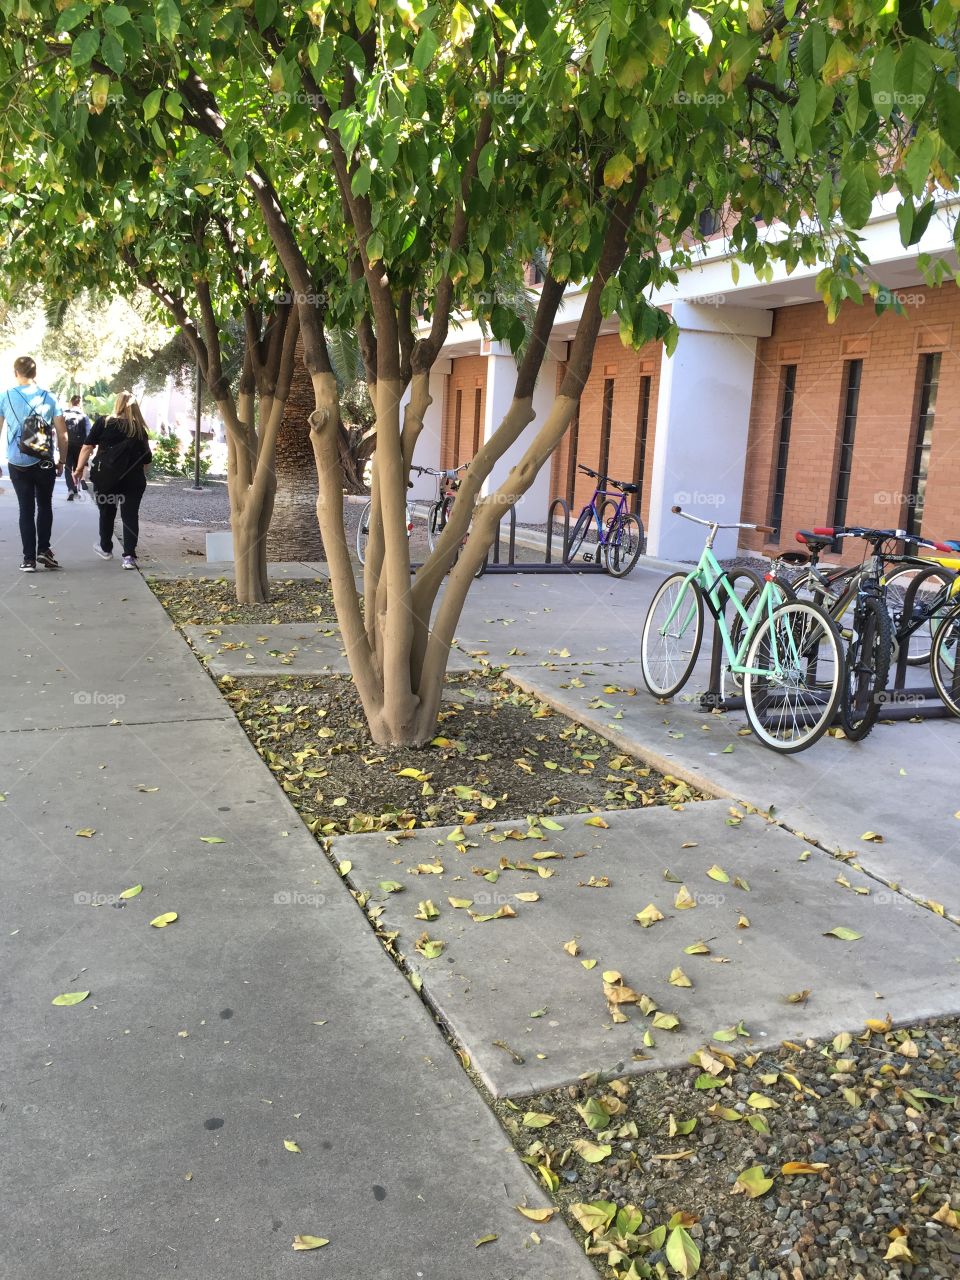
[333,803,960,1098]
[183,622,479,677]
[507,660,960,923]
[0,489,596,1280]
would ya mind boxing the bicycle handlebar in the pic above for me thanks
[815,525,953,553]
[671,504,774,535]
[576,463,637,493]
[410,463,470,478]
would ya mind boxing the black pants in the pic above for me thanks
[65,441,82,494]
[97,473,146,557]
[8,462,56,560]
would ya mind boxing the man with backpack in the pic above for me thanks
[62,395,90,500]
[0,356,68,572]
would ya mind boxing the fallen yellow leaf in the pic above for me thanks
[292,1235,329,1251]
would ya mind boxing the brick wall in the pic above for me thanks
[440,356,487,469]
[550,334,663,527]
[741,284,960,558]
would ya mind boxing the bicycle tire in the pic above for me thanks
[356,499,373,565]
[564,508,592,563]
[426,500,444,553]
[930,603,960,717]
[640,573,705,698]
[604,512,645,577]
[840,595,892,740]
[742,600,843,753]
[886,564,953,666]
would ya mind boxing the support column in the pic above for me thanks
[646,302,773,561]
[407,361,448,502]
[482,340,559,523]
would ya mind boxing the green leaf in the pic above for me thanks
[119,884,143,899]
[52,990,90,1006]
[591,18,610,76]
[351,164,372,197]
[665,1224,701,1277]
[143,88,163,121]
[734,1165,774,1198]
[522,1111,556,1128]
[70,29,100,69]
[824,926,863,941]
[155,0,181,42]
[903,134,937,195]
[870,46,896,117]
[839,168,872,227]
[413,28,438,73]
[366,231,384,263]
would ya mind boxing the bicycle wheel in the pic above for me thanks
[640,573,704,698]
[426,500,444,553]
[742,600,843,752]
[604,513,645,577]
[356,500,373,565]
[930,604,960,717]
[886,565,953,665]
[840,595,893,740]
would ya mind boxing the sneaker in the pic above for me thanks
[19,559,36,573]
[66,493,75,502]
[94,543,112,560]
[37,549,60,569]
[121,555,138,571]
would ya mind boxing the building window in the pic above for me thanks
[565,405,581,507]
[631,376,652,514]
[905,352,940,538]
[769,365,797,536]
[471,386,482,457]
[452,388,463,464]
[831,359,862,531]
[598,378,615,479]
[698,208,719,237]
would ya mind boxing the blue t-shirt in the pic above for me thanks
[0,383,60,467]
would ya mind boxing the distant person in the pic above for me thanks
[0,355,67,572]
[62,395,90,500]
[74,391,152,570]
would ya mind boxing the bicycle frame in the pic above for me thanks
[576,486,629,546]
[661,542,791,679]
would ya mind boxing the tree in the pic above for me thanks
[1,0,958,745]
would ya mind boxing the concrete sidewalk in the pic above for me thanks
[0,486,592,1280]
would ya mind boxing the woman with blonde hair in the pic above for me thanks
[74,391,153,569]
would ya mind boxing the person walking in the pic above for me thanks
[62,395,90,500]
[0,355,68,572]
[73,391,152,570]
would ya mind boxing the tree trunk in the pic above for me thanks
[266,337,324,562]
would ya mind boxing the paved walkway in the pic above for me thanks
[0,487,591,1280]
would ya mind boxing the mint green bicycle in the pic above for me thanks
[640,507,844,753]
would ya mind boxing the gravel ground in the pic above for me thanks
[494,1018,960,1280]
[140,474,231,528]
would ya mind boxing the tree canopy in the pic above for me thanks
[0,0,957,741]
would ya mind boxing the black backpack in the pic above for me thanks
[13,388,55,466]
[91,431,139,492]
[63,408,87,446]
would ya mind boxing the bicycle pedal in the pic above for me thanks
[583,552,593,563]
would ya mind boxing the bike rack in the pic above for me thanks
[477,497,610,576]
[879,564,954,721]
[697,568,764,711]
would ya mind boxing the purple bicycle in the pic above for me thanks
[564,464,645,577]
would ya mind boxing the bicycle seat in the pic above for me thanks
[796,530,832,553]
[616,481,639,494]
